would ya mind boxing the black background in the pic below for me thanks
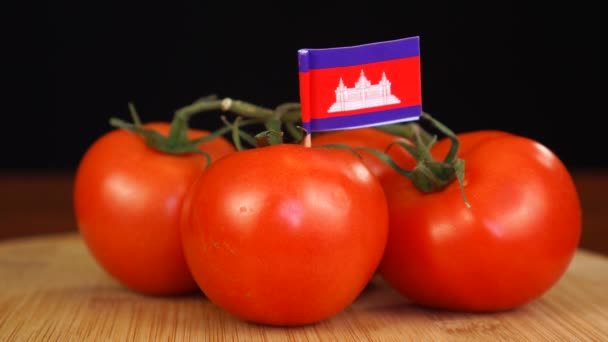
[5,2,605,171]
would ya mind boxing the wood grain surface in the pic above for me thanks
[1,233,607,341]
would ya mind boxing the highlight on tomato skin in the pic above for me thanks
[73,122,236,295]
[180,143,389,326]
[378,131,582,312]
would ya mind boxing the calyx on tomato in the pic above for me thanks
[338,113,470,207]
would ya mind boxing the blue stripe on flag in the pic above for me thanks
[306,105,422,132]
[298,36,419,72]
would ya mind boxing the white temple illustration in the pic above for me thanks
[328,70,401,113]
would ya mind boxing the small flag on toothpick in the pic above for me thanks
[298,36,422,136]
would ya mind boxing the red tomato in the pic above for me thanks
[181,144,389,325]
[379,130,582,311]
[430,129,510,160]
[74,122,235,295]
[312,128,416,186]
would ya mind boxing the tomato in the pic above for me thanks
[379,130,582,311]
[74,122,235,295]
[180,144,389,325]
[312,128,416,186]
[430,129,510,160]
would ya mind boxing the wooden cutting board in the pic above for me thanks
[1,233,607,341]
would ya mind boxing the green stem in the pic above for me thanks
[109,116,211,165]
[375,122,434,146]
[422,112,460,163]
[231,117,244,151]
[112,97,305,159]
[280,108,302,124]
[167,97,283,147]
[274,102,301,120]
[358,113,470,208]
[110,97,261,159]
[192,117,262,146]
[128,102,142,126]
[236,129,258,148]
[168,99,224,147]
[175,99,224,118]
[220,98,275,119]
[285,122,304,142]
[219,116,259,151]
[255,130,284,147]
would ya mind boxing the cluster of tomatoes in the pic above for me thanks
[73,102,582,326]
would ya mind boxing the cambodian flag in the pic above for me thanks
[298,36,422,132]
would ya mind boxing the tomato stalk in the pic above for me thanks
[182,96,466,206]
[374,122,434,147]
[220,116,258,151]
[170,95,290,149]
[178,97,304,147]
[109,97,264,163]
[110,103,215,162]
[254,103,304,147]
[355,113,470,207]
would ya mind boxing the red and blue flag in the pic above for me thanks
[298,36,422,132]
